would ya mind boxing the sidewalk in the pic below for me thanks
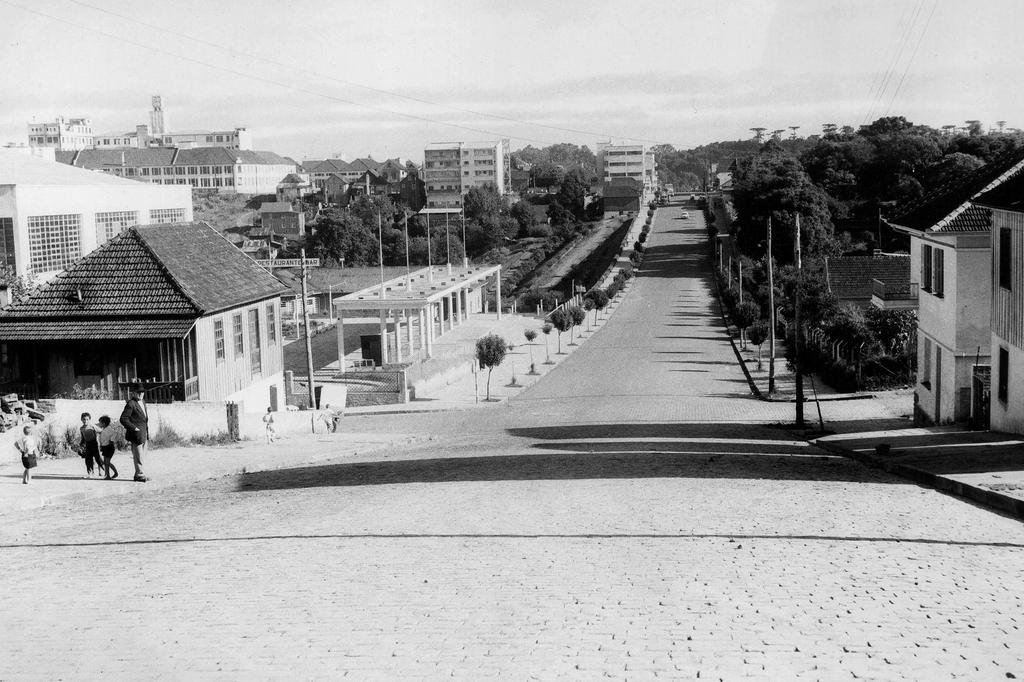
[814,426,1024,520]
[0,430,427,514]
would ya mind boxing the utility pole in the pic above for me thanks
[377,211,385,298]
[460,210,468,268]
[299,248,316,410]
[767,216,776,394]
[794,214,805,428]
[403,211,412,291]
[738,260,743,304]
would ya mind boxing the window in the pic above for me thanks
[248,309,262,376]
[27,213,81,273]
[141,167,150,176]
[148,208,186,224]
[932,248,944,297]
[214,319,225,361]
[998,347,1009,403]
[0,218,15,268]
[95,210,138,244]
[1000,227,1012,291]
[921,338,932,389]
[921,244,932,292]
[233,313,244,355]
[266,303,276,343]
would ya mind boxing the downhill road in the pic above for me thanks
[1,201,1020,680]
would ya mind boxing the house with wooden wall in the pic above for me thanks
[975,174,1024,434]
[0,221,289,411]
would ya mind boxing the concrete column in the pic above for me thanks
[406,309,414,355]
[379,309,388,366]
[453,290,461,327]
[336,313,345,371]
[394,309,403,363]
[495,274,502,320]
[425,305,434,358]
[418,308,426,354]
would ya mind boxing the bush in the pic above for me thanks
[149,424,187,449]
[37,422,80,459]
[527,224,552,238]
[721,287,738,313]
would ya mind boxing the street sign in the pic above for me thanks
[255,258,320,268]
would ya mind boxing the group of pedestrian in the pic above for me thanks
[14,385,150,485]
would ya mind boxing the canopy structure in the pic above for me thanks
[332,264,501,367]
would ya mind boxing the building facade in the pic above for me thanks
[0,149,193,279]
[27,117,93,151]
[888,152,1024,425]
[597,143,657,192]
[422,140,509,219]
[62,147,296,195]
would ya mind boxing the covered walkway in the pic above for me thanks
[332,264,502,368]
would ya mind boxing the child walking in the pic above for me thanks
[79,412,101,478]
[97,415,119,480]
[15,424,38,484]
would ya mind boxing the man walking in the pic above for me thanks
[119,385,150,482]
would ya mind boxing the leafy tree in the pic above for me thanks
[348,195,397,229]
[463,185,505,222]
[865,307,917,355]
[0,266,36,302]
[475,333,508,401]
[568,305,587,344]
[546,200,574,227]
[549,308,572,353]
[555,167,590,219]
[541,321,554,363]
[747,319,769,370]
[584,288,609,321]
[523,328,538,371]
[733,301,760,349]
[310,210,378,266]
[510,199,536,235]
[924,152,985,188]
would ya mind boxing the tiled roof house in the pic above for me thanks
[885,150,1024,425]
[0,221,289,406]
[825,254,912,309]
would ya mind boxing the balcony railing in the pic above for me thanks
[872,279,919,301]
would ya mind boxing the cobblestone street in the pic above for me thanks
[1,205,1021,679]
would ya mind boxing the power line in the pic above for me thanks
[859,2,916,125]
[0,0,561,148]
[884,1,938,116]
[64,0,663,146]
[862,0,925,125]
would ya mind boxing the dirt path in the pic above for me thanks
[522,215,628,290]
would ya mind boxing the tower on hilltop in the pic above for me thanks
[149,95,168,135]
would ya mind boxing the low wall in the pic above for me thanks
[238,408,337,439]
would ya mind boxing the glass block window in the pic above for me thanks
[95,210,138,244]
[27,213,80,273]
[149,208,186,224]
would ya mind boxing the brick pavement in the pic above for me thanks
[1,206,1020,679]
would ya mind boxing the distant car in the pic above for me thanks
[681,211,690,219]
[690,194,697,201]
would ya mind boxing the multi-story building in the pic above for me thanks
[62,147,297,195]
[28,95,254,151]
[0,149,193,279]
[422,140,508,222]
[27,116,94,151]
[887,151,1024,425]
[597,143,657,192]
[975,173,1024,434]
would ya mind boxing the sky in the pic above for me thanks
[1,0,1021,162]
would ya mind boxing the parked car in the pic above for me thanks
[681,211,690,219]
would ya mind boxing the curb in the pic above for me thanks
[708,257,762,400]
[813,439,1024,522]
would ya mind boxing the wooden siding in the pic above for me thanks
[992,209,1024,348]
[194,297,283,401]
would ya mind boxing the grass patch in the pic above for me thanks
[149,424,237,449]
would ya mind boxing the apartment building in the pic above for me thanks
[63,147,297,195]
[422,140,508,219]
[597,143,657,192]
[0,149,193,279]
[27,116,94,151]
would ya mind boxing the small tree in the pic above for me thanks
[523,328,538,373]
[733,301,760,349]
[586,288,610,321]
[541,322,554,364]
[582,298,595,331]
[549,308,572,354]
[747,319,769,370]
[567,305,586,345]
[475,333,508,401]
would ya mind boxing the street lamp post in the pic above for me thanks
[460,209,468,268]
[444,211,452,273]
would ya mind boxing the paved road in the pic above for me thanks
[1,203,1020,679]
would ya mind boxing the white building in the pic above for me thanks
[0,150,193,279]
[597,143,657,192]
[422,140,508,219]
[27,116,94,151]
[63,147,296,195]
[888,152,1024,425]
